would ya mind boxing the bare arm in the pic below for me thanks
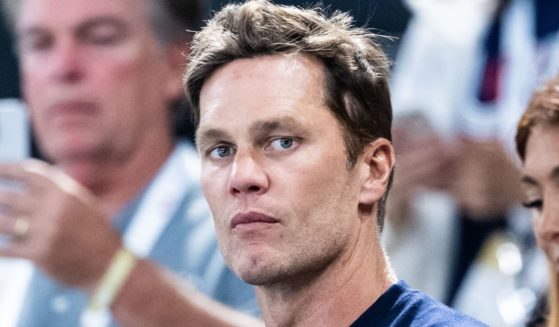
[111,259,263,327]
[0,160,262,327]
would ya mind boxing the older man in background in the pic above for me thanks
[0,0,260,326]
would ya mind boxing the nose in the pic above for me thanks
[49,38,85,84]
[229,150,269,195]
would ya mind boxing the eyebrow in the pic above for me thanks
[521,165,559,186]
[521,175,538,187]
[196,116,306,150]
[248,116,305,137]
[18,16,128,40]
[195,128,232,151]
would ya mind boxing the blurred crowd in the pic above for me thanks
[386,0,559,326]
[0,0,558,326]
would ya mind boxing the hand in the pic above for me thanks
[0,160,121,290]
[388,119,455,226]
[450,139,523,219]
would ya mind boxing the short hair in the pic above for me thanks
[184,0,394,230]
[516,75,559,161]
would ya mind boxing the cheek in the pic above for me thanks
[533,216,548,251]
[95,54,167,122]
[201,167,227,214]
[94,55,143,92]
[22,65,47,106]
[90,42,158,89]
[287,164,355,223]
[201,176,216,209]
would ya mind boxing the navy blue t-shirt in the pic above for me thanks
[351,281,488,326]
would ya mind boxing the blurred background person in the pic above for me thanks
[0,0,261,326]
[0,1,411,326]
[516,75,559,327]
[385,0,559,325]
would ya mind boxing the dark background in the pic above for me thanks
[0,15,19,99]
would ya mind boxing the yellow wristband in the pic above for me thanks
[82,247,137,326]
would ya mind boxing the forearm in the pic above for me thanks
[111,259,263,327]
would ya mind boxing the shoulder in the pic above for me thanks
[391,281,488,326]
[352,281,488,327]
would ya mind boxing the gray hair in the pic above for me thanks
[2,0,206,46]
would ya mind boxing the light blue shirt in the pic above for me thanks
[16,141,258,327]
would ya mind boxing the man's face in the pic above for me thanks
[17,0,177,162]
[522,125,559,273]
[197,54,366,285]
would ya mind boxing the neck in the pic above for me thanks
[58,139,175,217]
[256,217,396,327]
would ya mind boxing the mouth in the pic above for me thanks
[230,211,280,229]
[48,100,98,120]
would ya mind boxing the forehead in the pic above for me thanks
[198,54,329,127]
[17,0,149,31]
[524,125,559,178]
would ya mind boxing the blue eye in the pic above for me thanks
[279,138,293,149]
[209,145,234,159]
[270,137,295,151]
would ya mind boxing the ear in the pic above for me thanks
[358,138,395,205]
[162,41,190,101]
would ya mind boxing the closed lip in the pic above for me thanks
[48,100,98,117]
[230,211,280,229]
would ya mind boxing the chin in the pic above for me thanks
[230,252,283,286]
[236,266,281,286]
